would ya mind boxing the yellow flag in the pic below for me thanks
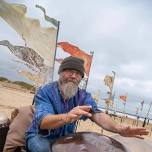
[104,75,113,90]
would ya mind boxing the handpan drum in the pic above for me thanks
[0,112,10,152]
[52,132,130,152]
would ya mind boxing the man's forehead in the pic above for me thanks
[64,69,80,72]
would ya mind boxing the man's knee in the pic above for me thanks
[33,145,50,152]
[27,143,51,152]
[27,136,51,152]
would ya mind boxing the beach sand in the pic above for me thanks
[0,85,152,143]
[0,84,34,117]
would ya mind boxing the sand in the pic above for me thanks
[0,85,152,143]
[0,84,34,117]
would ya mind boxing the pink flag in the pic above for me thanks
[119,95,127,102]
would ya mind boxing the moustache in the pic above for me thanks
[66,79,78,85]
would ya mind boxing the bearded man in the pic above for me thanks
[26,56,149,152]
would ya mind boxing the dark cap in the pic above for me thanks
[58,56,85,77]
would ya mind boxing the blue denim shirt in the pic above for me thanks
[26,81,100,142]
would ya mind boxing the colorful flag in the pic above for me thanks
[0,0,57,67]
[0,40,45,70]
[104,75,113,90]
[58,42,93,76]
[119,95,127,102]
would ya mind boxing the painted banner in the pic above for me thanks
[0,0,58,67]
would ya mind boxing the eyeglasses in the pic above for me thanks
[64,70,81,77]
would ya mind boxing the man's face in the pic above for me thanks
[59,69,82,99]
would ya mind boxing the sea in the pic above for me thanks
[98,99,152,124]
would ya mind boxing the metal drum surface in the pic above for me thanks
[112,134,152,152]
[52,132,130,152]
[0,112,10,152]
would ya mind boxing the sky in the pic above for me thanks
[1,0,152,111]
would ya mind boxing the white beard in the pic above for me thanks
[62,81,78,99]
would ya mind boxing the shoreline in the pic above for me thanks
[99,107,152,123]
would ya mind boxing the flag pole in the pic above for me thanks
[110,71,116,116]
[143,101,152,127]
[85,51,94,90]
[120,93,127,123]
[110,71,116,103]
[136,100,144,126]
[51,21,60,81]
[104,73,115,114]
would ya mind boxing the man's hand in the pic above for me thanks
[116,125,149,138]
[90,112,149,139]
[65,105,92,123]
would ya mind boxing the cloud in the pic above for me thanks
[1,0,152,104]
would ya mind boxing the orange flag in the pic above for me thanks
[58,42,93,76]
[119,95,127,102]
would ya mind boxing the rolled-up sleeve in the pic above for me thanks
[84,92,102,113]
[34,86,55,126]
[80,92,102,121]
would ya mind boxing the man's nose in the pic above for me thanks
[70,72,77,77]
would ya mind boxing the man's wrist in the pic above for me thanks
[115,124,123,134]
[63,113,71,124]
